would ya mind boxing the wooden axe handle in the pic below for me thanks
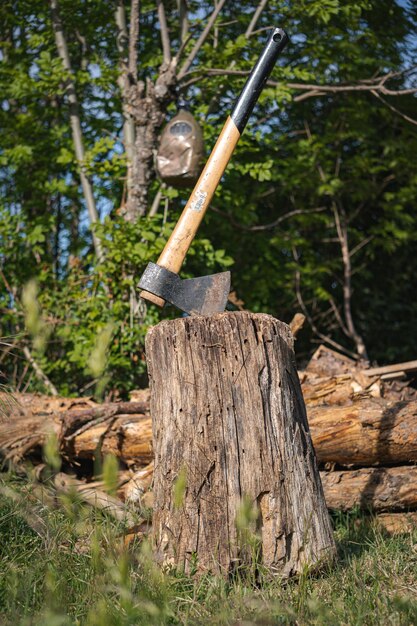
[141,27,289,307]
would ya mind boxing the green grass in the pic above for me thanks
[1,473,417,626]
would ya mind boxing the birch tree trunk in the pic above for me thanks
[114,0,135,200]
[50,0,103,262]
[146,311,336,577]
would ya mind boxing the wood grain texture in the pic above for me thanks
[146,311,335,576]
[138,290,165,308]
[309,399,417,466]
[0,396,152,469]
[300,371,382,407]
[3,390,417,471]
[321,466,417,512]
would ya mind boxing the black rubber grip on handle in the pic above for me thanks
[230,27,289,133]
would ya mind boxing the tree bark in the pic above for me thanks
[309,398,417,467]
[114,0,136,199]
[146,311,335,577]
[3,390,417,514]
[3,390,417,471]
[374,512,417,534]
[0,395,152,469]
[50,0,104,262]
[321,466,417,512]
[120,0,231,219]
[124,71,176,220]
[121,0,177,221]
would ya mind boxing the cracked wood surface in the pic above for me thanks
[146,311,335,576]
[2,381,417,471]
[309,399,417,466]
[0,394,152,469]
[321,465,417,512]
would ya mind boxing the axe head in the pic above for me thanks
[139,262,231,316]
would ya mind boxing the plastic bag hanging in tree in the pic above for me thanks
[156,110,204,188]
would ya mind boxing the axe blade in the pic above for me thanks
[138,262,231,316]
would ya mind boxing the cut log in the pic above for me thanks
[2,394,417,470]
[123,462,154,506]
[119,465,417,516]
[304,346,417,400]
[300,372,381,407]
[146,311,336,577]
[374,512,417,534]
[309,399,417,466]
[321,466,417,511]
[67,412,152,465]
[289,312,306,337]
[305,345,358,376]
[0,396,152,469]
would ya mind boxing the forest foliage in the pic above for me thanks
[1,0,416,397]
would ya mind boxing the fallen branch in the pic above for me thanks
[2,370,417,469]
[363,360,417,378]
[0,394,152,468]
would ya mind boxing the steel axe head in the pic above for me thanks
[138,262,231,316]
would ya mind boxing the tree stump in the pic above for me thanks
[146,311,336,576]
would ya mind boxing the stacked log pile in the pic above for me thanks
[1,346,417,519]
[301,346,417,512]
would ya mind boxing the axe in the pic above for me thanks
[139,27,289,315]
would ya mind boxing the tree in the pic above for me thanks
[0,0,416,395]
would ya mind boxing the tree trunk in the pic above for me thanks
[124,67,176,220]
[50,0,103,262]
[114,0,136,199]
[321,466,417,512]
[146,311,335,577]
